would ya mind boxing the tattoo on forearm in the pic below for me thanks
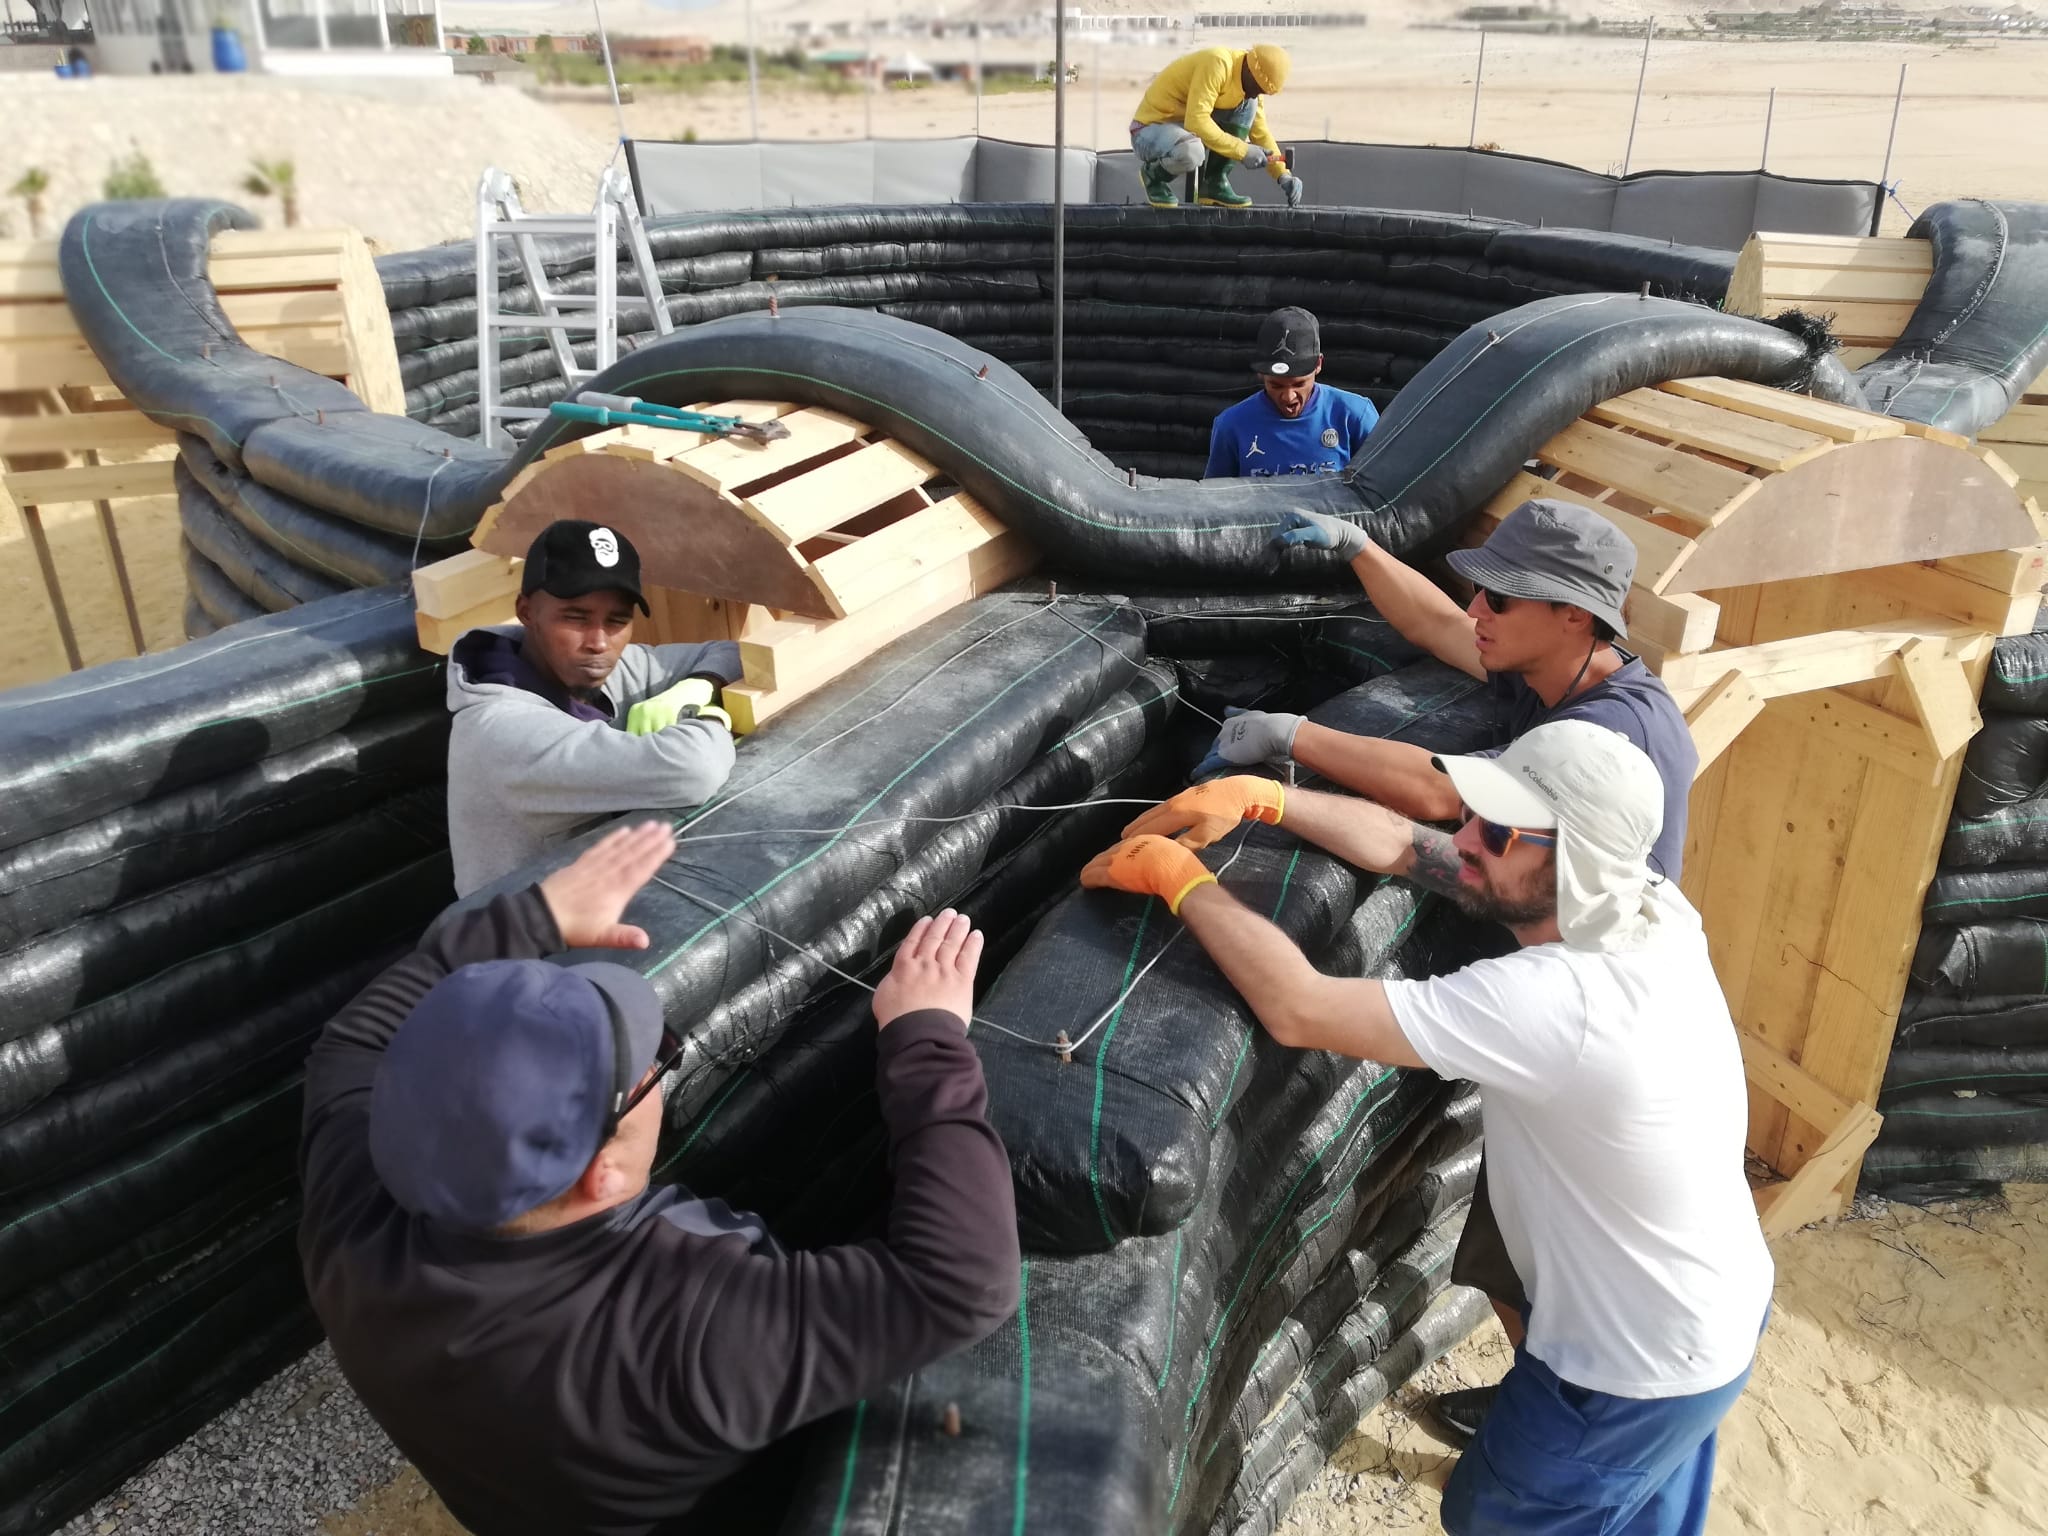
[1407,825,1464,898]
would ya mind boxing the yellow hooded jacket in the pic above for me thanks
[1134,47,1284,170]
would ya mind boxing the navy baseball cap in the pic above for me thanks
[368,958,666,1229]
[521,519,650,616]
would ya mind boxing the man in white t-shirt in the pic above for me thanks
[1081,720,1772,1535]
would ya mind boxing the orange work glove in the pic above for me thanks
[1080,835,1218,916]
[1120,775,1286,850]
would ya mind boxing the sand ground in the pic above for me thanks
[314,1189,2048,1535]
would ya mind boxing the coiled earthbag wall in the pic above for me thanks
[979,660,1499,1253]
[0,585,439,851]
[508,297,1861,585]
[659,666,1185,1128]
[1854,200,2048,436]
[456,593,1144,1034]
[773,1063,1472,1536]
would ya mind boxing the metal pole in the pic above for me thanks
[973,20,983,137]
[862,0,875,140]
[592,0,629,151]
[1468,29,1485,148]
[1053,0,1066,412]
[1621,15,1652,176]
[743,0,760,141]
[1877,59,1907,193]
[1760,85,1775,171]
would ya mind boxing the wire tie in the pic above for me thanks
[942,1402,962,1437]
[1055,1030,1073,1063]
[201,342,212,359]
[1639,281,1651,298]
[316,409,325,426]
[976,363,989,380]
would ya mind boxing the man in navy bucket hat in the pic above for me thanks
[1199,495,1701,1450]
[299,822,1020,1534]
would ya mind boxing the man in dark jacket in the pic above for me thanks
[298,820,1020,1534]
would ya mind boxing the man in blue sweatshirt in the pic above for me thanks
[1205,306,1378,479]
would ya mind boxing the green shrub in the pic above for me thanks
[103,150,165,201]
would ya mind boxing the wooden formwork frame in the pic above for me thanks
[1470,369,2048,1236]
[0,227,403,674]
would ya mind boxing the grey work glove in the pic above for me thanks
[1195,708,1305,780]
[1279,173,1305,208]
[1272,509,1372,560]
[1239,143,1270,170]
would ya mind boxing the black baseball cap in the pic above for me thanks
[521,519,649,615]
[1253,306,1321,379]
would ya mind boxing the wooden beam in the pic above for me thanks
[743,438,936,545]
[1895,635,1983,760]
[3,458,177,505]
[415,589,517,654]
[334,227,408,415]
[1683,670,1764,776]
[0,410,176,456]
[1535,419,1762,531]
[810,492,1010,618]
[1858,560,2044,637]
[1756,1103,1883,1240]
[413,548,522,619]
[1790,688,1943,783]
[1631,589,1720,656]
[1982,403,2048,447]
[1660,377,1904,443]
[1739,1030,1855,1132]
[670,408,867,495]
[1658,620,1987,705]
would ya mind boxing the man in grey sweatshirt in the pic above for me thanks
[445,519,741,897]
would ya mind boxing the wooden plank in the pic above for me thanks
[1758,1105,1883,1239]
[1660,377,1903,443]
[1740,1031,1855,1134]
[743,439,937,545]
[412,548,521,619]
[1931,543,2048,598]
[1755,266,1933,304]
[1683,670,1764,776]
[416,589,518,654]
[728,529,1039,732]
[1659,620,1986,705]
[1477,470,1698,593]
[1630,589,1720,656]
[0,341,111,390]
[1858,560,2044,637]
[1534,419,1761,531]
[1791,688,1943,783]
[1976,440,2048,486]
[334,227,407,415]
[811,492,1008,618]
[209,228,354,260]
[1895,635,1983,760]
[1751,234,1931,271]
[206,255,346,292]
[0,410,175,455]
[1983,404,2048,447]
[0,288,346,342]
[669,408,866,495]
[1836,345,1887,371]
[1586,387,1833,472]
[4,458,177,505]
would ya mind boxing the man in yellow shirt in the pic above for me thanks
[1131,44,1305,210]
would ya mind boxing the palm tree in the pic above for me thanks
[240,157,299,228]
[11,168,51,239]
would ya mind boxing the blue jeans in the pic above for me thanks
[1129,99,1257,173]
[1440,1320,1765,1536]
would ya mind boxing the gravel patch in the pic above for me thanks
[56,1345,406,1536]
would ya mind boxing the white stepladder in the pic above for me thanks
[474,164,673,449]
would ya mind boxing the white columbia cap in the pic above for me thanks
[1432,719,1688,952]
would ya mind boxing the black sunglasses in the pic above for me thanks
[598,986,684,1140]
[1478,588,1518,615]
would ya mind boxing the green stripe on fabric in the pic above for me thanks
[1013,1260,1033,1536]
[826,1399,867,1536]
[1089,899,1156,1245]
[653,1066,753,1176]
[1155,1231,1186,1394]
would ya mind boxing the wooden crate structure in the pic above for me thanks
[1467,374,2048,1237]
[1727,230,2048,509]
[412,400,1038,732]
[0,227,403,673]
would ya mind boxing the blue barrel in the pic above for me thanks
[212,25,248,72]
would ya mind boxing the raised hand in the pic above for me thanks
[538,820,676,950]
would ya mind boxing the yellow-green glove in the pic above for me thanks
[626,677,718,737]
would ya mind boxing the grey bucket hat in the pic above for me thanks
[1446,497,1635,640]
